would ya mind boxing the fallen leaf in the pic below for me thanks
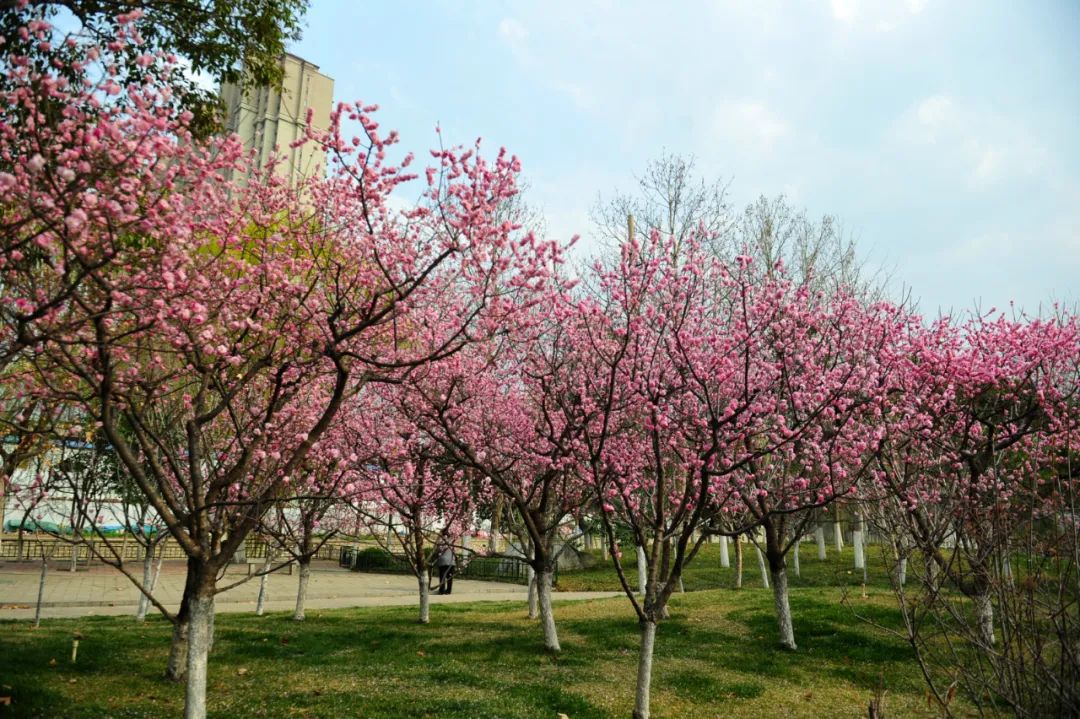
[416,650,426,657]
[802,692,813,702]
[68,679,77,684]
[557,714,570,719]
[237,667,248,676]
[48,659,57,668]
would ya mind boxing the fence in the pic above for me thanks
[338,546,546,586]
[0,534,354,564]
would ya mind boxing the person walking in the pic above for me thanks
[435,543,455,595]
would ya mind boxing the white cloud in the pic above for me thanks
[711,100,790,150]
[498,17,528,46]
[894,94,1046,187]
[830,0,858,23]
[915,94,953,130]
[828,0,930,31]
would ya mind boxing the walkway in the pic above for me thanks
[0,560,619,620]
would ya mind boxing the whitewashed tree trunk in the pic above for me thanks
[150,544,165,591]
[293,559,311,621]
[166,614,189,681]
[136,544,155,621]
[1001,551,1014,588]
[255,552,273,617]
[677,576,685,593]
[206,597,215,653]
[418,569,430,624]
[33,556,47,628]
[793,539,801,578]
[184,595,213,719]
[815,525,827,559]
[636,545,647,595]
[770,565,797,650]
[537,568,560,652]
[834,521,844,551]
[896,557,907,586]
[718,535,730,568]
[755,545,769,589]
[734,538,744,589]
[526,566,538,619]
[853,521,865,570]
[70,544,78,573]
[974,592,996,647]
[632,619,658,719]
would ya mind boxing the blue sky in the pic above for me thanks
[290,1,1078,314]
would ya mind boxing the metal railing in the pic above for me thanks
[338,546,548,586]
[0,534,357,563]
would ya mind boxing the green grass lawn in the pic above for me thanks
[0,560,960,719]
[557,540,908,594]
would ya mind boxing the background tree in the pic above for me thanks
[0,0,310,135]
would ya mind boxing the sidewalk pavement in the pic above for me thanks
[0,560,620,620]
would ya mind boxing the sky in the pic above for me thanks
[289,0,1079,315]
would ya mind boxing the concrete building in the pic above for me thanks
[219,53,335,185]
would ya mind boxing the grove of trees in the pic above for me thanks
[1,12,1077,719]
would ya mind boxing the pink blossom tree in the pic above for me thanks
[873,311,1080,647]
[348,393,479,624]
[0,17,559,719]
[401,293,590,652]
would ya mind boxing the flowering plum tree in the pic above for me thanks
[872,310,1080,658]
[0,17,559,719]
[329,388,478,625]
[402,294,588,652]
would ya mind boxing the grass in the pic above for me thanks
[0,557,965,719]
[556,540,909,594]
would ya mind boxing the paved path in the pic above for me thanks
[0,560,620,620]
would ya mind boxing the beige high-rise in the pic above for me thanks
[220,54,334,184]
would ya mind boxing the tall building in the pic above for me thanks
[219,53,335,184]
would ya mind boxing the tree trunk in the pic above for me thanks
[418,569,430,624]
[33,556,47,628]
[793,539,801,578]
[70,543,78,573]
[488,495,503,554]
[896,556,907,587]
[136,543,154,622]
[973,592,995,647]
[166,613,190,681]
[853,517,865,570]
[184,594,213,719]
[755,544,769,589]
[1001,549,1014,588]
[734,538,744,589]
[255,552,273,617]
[293,558,311,621]
[206,597,215,653]
[815,525,827,560]
[632,619,658,719]
[537,568,560,652]
[719,535,730,568]
[834,520,844,551]
[636,545,647,595]
[769,563,797,650]
[527,566,538,619]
